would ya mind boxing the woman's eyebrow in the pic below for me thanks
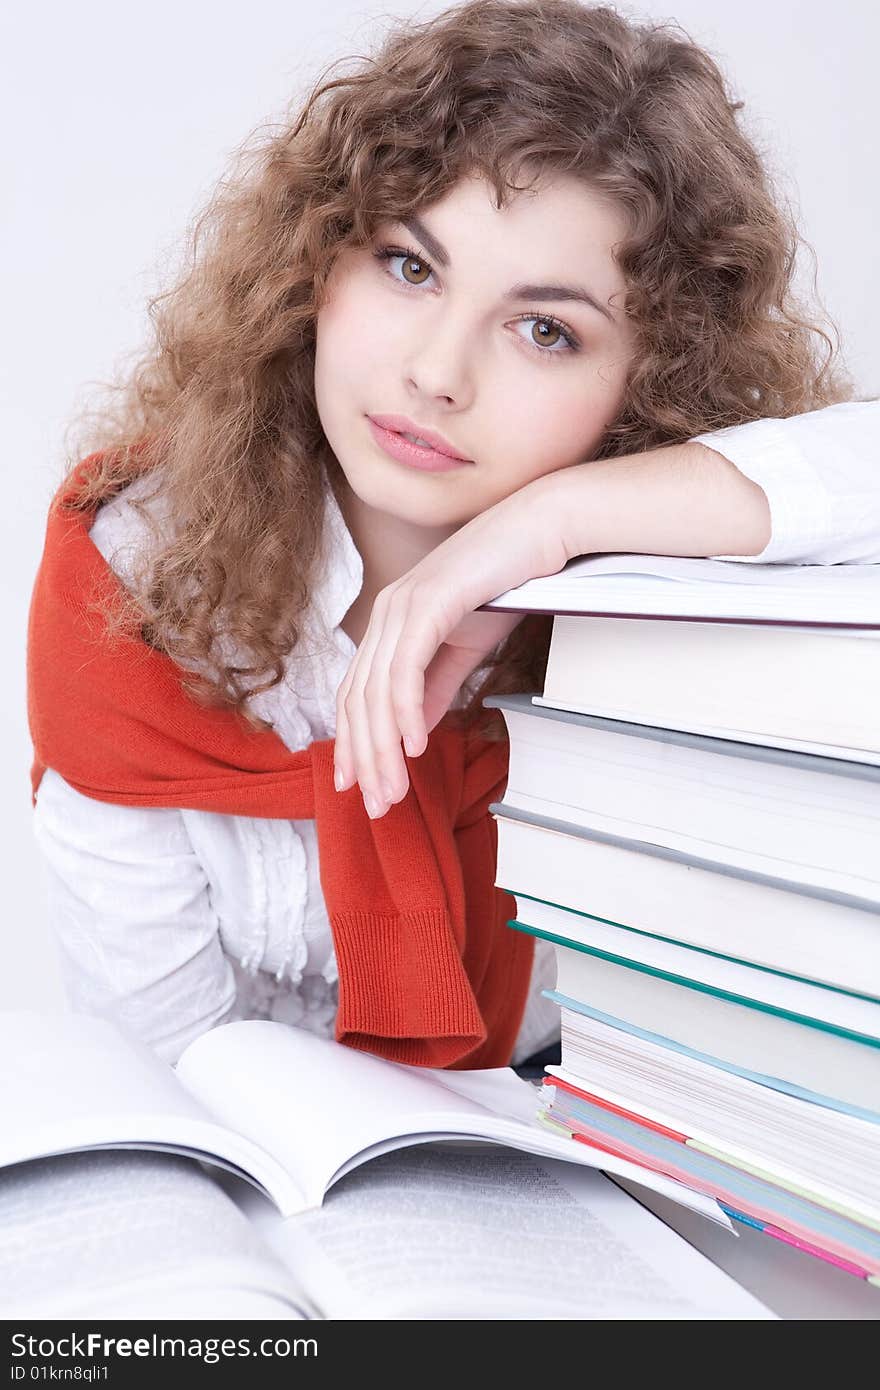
[400,214,615,322]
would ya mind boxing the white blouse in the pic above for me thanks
[32,399,880,1066]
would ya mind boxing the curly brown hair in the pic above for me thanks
[60,0,853,738]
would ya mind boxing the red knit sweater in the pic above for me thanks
[26,455,533,1068]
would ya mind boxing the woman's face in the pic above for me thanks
[314,171,634,531]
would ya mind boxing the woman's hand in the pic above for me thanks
[333,473,571,819]
[332,438,777,818]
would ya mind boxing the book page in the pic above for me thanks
[0,1011,205,1162]
[485,553,880,625]
[0,1011,723,1226]
[231,1145,773,1320]
[0,1011,305,1211]
[0,1149,310,1320]
[176,1021,726,1223]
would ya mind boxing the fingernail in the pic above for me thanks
[380,778,395,803]
[334,765,346,792]
[364,793,383,819]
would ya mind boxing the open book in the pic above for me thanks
[0,1010,775,1319]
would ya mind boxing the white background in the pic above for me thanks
[3,0,878,1009]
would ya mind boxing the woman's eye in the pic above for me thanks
[374,246,434,287]
[511,315,579,356]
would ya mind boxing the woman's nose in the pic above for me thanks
[401,309,476,408]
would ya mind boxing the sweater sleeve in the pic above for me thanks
[32,768,237,1065]
[694,398,880,564]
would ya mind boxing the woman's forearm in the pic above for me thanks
[541,441,772,562]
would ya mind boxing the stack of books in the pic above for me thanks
[482,553,880,1284]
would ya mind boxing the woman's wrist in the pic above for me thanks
[539,440,773,562]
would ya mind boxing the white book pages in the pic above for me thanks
[548,1006,880,1221]
[0,1146,771,1321]
[175,1020,727,1222]
[232,1145,775,1320]
[0,1011,304,1212]
[0,1150,309,1320]
[483,554,880,625]
[0,1011,725,1226]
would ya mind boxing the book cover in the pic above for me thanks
[484,694,880,904]
[492,809,880,995]
[535,614,880,764]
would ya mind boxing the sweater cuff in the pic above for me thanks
[331,906,487,1067]
[691,419,832,565]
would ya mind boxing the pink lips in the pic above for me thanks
[367,417,475,472]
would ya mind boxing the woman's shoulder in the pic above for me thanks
[88,472,175,588]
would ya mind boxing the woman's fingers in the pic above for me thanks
[332,475,570,814]
[419,639,489,736]
[384,587,452,753]
[335,585,416,816]
[333,657,357,790]
[338,604,522,816]
[334,601,387,805]
[333,582,452,815]
[407,607,525,741]
[357,585,467,810]
[352,618,414,816]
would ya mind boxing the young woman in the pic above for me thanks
[27,0,879,1068]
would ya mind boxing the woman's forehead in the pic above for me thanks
[397,172,629,291]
